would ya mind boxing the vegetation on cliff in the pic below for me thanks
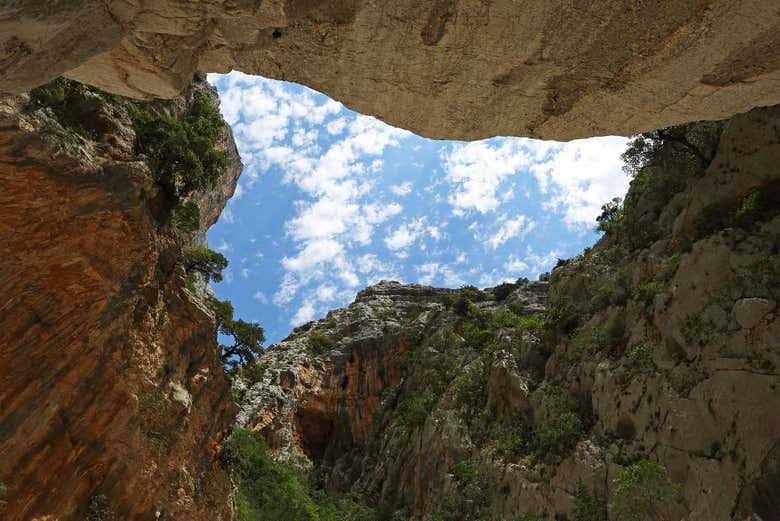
[222,429,376,521]
[30,76,228,232]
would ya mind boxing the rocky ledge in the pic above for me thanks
[2,1,780,140]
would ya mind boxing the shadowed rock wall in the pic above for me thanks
[2,1,780,140]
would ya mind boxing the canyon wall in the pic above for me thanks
[2,1,780,140]
[237,106,780,521]
[0,79,239,520]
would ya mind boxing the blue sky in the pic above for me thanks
[206,71,630,344]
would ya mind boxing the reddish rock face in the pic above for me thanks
[291,335,408,461]
[0,82,239,520]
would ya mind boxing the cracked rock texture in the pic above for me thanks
[2,1,780,140]
[0,79,240,520]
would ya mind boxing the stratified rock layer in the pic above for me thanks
[2,1,780,139]
[0,80,239,520]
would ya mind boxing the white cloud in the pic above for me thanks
[441,140,532,215]
[215,238,230,252]
[503,256,529,274]
[528,136,629,226]
[253,291,269,304]
[273,273,299,305]
[416,263,440,285]
[326,117,347,135]
[384,218,429,252]
[291,301,316,326]
[316,284,338,302]
[390,181,413,196]
[487,215,536,249]
[523,247,561,277]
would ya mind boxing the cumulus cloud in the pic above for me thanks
[415,262,463,287]
[441,140,532,215]
[523,247,561,277]
[528,137,629,226]
[390,181,413,196]
[503,256,529,274]
[291,301,316,326]
[384,218,434,254]
[487,215,536,249]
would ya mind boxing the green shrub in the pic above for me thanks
[596,197,624,234]
[516,516,547,521]
[626,342,654,370]
[590,286,613,312]
[517,313,544,334]
[459,285,486,302]
[694,180,780,239]
[569,316,623,359]
[451,360,487,413]
[634,281,662,308]
[30,77,67,106]
[545,297,580,334]
[603,313,626,349]
[659,253,682,281]
[222,429,324,521]
[453,295,472,316]
[490,307,524,329]
[535,411,584,457]
[184,246,228,283]
[397,391,436,429]
[173,201,201,232]
[573,481,607,521]
[213,298,265,368]
[462,320,492,349]
[486,418,534,459]
[533,387,588,459]
[609,460,679,521]
[568,328,592,359]
[307,331,333,356]
[0,482,6,509]
[451,461,479,484]
[131,91,227,202]
[138,388,166,417]
[240,360,268,385]
[493,282,517,301]
[681,313,710,345]
[222,429,377,521]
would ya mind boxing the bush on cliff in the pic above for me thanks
[213,299,265,369]
[184,246,228,283]
[609,460,679,521]
[131,91,227,202]
[222,429,376,521]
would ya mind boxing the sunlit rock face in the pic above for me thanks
[0,79,240,520]
[2,1,780,140]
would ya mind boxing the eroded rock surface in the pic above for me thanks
[2,1,780,139]
[0,79,240,520]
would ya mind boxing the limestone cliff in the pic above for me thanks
[2,1,780,140]
[0,78,239,520]
[237,105,780,521]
